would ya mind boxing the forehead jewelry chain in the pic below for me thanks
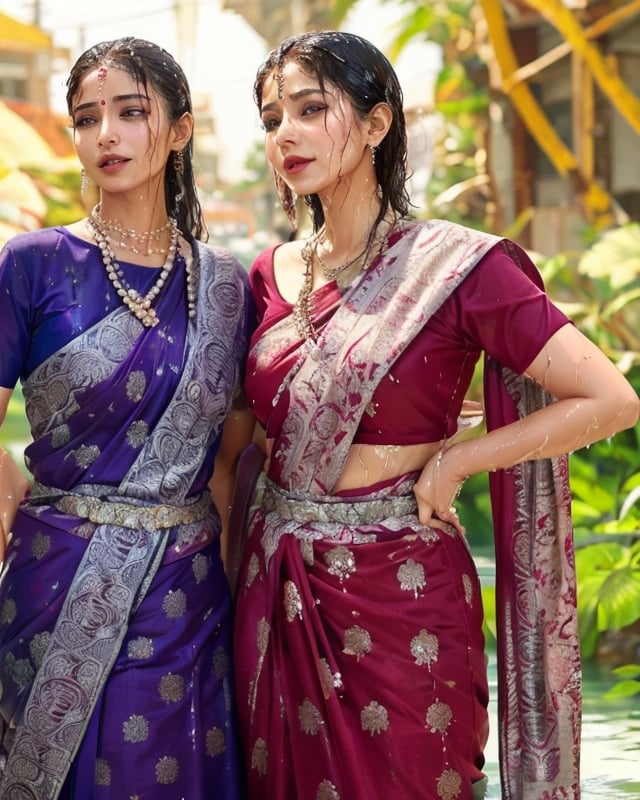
[87,215,188,327]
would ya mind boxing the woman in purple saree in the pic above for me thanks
[233,32,640,800]
[0,39,252,799]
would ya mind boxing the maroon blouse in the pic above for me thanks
[245,241,570,444]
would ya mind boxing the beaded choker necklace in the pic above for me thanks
[90,204,174,256]
[86,215,195,328]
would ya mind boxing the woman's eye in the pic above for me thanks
[74,115,96,128]
[302,104,325,116]
[121,107,146,119]
[262,118,279,132]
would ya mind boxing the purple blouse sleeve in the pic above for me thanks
[0,235,34,388]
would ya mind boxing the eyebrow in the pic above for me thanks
[261,87,324,114]
[73,93,150,114]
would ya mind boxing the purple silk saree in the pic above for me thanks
[235,221,581,800]
[0,230,250,799]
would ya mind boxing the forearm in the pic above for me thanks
[448,394,638,481]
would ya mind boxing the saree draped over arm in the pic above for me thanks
[235,221,580,800]
[0,234,250,799]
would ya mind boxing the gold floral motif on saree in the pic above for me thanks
[410,629,439,668]
[316,779,340,800]
[299,698,324,734]
[299,538,315,566]
[324,545,356,582]
[343,625,372,660]
[192,551,211,583]
[123,714,150,743]
[0,598,16,625]
[162,588,187,618]
[127,636,154,660]
[284,580,303,622]
[245,552,260,587]
[155,755,179,784]
[462,573,474,606]
[318,657,343,697]
[360,700,389,735]
[126,419,149,448]
[95,759,111,786]
[126,370,146,401]
[213,646,230,678]
[158,673,184,703]
[436,767,462,800]
[256,618,270,656]
[397,557,426,598]
[31,531,51,559]
[251,737,268,776]
[205,727,226,756]
[426,701,453,734]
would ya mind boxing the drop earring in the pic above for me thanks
[81,168,90,194]
[369,144,377,165]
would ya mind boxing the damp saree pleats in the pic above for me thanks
[237,221,581,799]
[0,243,249,799]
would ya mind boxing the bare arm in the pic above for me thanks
[209,406,256,571]
[414,323,640,528]
[0,386,31,561]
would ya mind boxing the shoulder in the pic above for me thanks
[1,226,66,256]
[414,218,501,250]
[192,240,248,284]
[248,242,288,286]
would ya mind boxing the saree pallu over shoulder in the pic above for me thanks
[21,241,248,504]
[1,242,250,798]
[272,220,501,494]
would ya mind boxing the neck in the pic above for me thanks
[97,192,170,232]
[318,193,383,255]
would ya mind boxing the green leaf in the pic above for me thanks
[579,223,640,288]
[597,568,640,631]
[611,664,640,679]
[603,680,640,700]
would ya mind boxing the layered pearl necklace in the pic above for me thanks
[86,211,183,328]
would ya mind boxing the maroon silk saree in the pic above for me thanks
[235,221,581,800]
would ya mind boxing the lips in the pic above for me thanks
[98,154,130,170]
[283,156,313,174]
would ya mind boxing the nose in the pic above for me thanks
[274,112,297,147]
[96,116,118,148]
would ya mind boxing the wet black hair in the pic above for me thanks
[254,30,411,234]
[66,37,206,242]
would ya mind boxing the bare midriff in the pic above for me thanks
[263,438,442,493]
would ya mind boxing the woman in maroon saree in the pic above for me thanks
[0,39,252,799]
[233,31,640,800]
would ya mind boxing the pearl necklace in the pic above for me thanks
[87,215,183,328]
[90,204,174,256]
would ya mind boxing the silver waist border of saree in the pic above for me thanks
[260,474,419,525]
[31,483,215,532]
